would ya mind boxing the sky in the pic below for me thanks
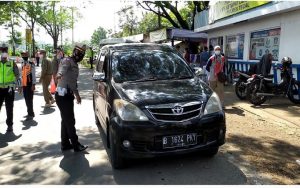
[0,0,143,45]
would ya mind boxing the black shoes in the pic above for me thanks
[61,143,88,152]
[73,144,88,152]
[6,126,13,132]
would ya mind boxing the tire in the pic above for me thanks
[235,80,247,100]
[247,82,267,106]
[202,146,219,157]
[109,129,126,169]
[93,96,100,126]
[288,81,300,104]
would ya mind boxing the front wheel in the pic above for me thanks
[288,81,300,104]
[247,82,267,105]
[109,129,126,169]
[235,80,247,100]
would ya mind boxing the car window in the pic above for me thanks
[111,50,193,83]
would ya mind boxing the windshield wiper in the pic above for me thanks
[126,77,158,83]
[177,75,194,79]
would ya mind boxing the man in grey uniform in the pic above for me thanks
[55,44,88,152]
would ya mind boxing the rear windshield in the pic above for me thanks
[111,50,193,83]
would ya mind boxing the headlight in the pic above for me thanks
[204,92,222,115]
[114,99,149,121]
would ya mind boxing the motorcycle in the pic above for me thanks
[246,57,300,105]
[233,70,252,100]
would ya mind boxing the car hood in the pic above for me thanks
[113,78,212,106]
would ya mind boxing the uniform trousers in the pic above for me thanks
[209,80,224,106]
[55,93,79,147]
[23,85,34,116]
[0,88,14,127]
[42,75,53,104]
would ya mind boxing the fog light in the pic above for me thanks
[123,140,131,148]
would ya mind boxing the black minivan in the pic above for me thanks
[92,43,226,169]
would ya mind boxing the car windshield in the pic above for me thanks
[111,49,193,83]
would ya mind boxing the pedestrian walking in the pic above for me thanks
[52,47,64,86]
[55,44,88,152]
[0,45,21,132]
[21,51,36,120]
[206,45,226,108]
[89,47,94,69]
[35,49,40,67]
[39,49,55,107]
[183,48,190,64]
[200,46,209,68]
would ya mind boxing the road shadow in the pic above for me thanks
[224,106,245,116]
[40,107,56,115]
[225,134,300,184]
[21,119,38,130]
[59,152,90,185]
[0,132,22,148]
[96,124,247,185]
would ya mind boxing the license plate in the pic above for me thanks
[162,133,197,149]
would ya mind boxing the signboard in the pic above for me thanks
[209,1,270,23]
[226,34,244,59]
[26,28,32,44]
[249,28,280,61]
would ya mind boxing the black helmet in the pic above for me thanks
[281,57,292,68]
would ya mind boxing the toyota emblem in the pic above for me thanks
[172,106,184,114]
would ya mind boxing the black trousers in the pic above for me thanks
[23,86,34,116]
[0,88,14,127]
[55,93,79,147]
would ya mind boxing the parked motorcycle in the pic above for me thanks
[246,57,300,105]
[233,70,252,100]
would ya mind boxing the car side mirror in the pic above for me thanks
[92,72,106,82]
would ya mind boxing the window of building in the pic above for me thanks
[209,36,223,52]
[249,28,280,61]
[226,34,245,59]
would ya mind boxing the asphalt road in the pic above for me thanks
[0,66,249,185]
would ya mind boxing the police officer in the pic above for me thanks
[39,49,55,107]
[0,45,21,132]
[55,44,88,152]
[21,51,36,120]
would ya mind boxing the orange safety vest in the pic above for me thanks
[22,62,32,86]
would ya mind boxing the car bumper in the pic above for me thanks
[109,111,226,159]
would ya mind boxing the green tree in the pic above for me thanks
[0,1,21,55]
[36,1,74,49]
[137,1,209,30]
[90,26,107,47]
[137,12,172,33]
[11,1,42,55]
[118,6,139,37]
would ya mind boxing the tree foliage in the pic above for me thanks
[35,1,73,50]
[90,26,107,47]
[137,1,209,30]
[118,6,139,37]
[137,12,172,33]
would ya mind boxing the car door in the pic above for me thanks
[94,50,106,126]
[94,50,110,131]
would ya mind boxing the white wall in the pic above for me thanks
[207,9,300,64]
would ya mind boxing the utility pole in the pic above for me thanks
[158,7,161,28]
[71,7,74,45]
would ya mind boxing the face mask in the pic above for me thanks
[215,50,221,55]
[22,57,28,61]
[73,50,85,62]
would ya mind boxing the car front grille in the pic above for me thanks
[146,101,202,122]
